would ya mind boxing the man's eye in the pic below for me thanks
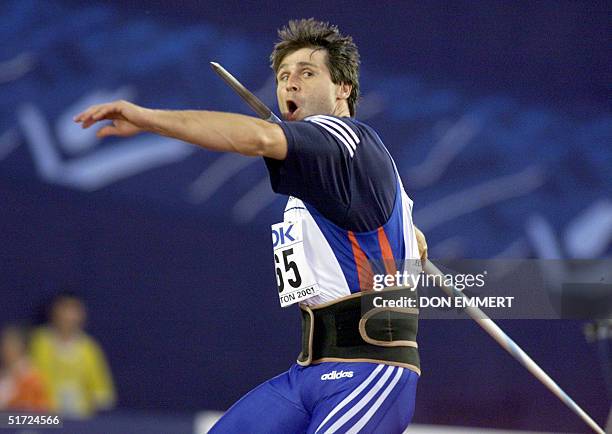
[279,74,288,81]
[303,71,313,77]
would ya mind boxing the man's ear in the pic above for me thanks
[337,82,352,100]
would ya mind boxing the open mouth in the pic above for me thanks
[287,100,298,117]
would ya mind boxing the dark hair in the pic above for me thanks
[51,290,83,306]
[270,18,360,116]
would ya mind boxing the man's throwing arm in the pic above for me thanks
[74,100,288,159]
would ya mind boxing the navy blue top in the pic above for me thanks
[264,115,397,232]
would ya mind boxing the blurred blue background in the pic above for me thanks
[1,0,610,432]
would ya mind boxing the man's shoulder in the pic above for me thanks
[302,114,371,133]
[302,115,385,153]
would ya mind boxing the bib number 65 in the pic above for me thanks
[275,248,302,293]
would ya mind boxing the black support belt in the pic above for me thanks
[297,290,421,375]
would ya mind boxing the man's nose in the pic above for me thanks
[285,75,300,92]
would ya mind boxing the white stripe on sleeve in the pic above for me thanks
[308,119,355,157]
[307,117,357,150]
[314,115,360,144]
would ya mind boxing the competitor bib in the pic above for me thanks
[271,220,320,307]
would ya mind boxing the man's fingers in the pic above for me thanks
[73,106,95,122]
[96,125,120,138]
[74,102,124,127]
[92,104,119,121]
[75,106,101,128]
[81,117,95,129]
[77,104,103,120]
[74,101,140,138]
[82,112,107,129]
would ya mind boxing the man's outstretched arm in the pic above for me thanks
[74,100,288,160]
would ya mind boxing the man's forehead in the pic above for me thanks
[278,47,327,70]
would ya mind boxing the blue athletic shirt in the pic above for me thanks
[265,115,419,306]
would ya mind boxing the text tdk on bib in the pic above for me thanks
[271,220,320,307]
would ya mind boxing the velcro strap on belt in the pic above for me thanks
[297,289,420,375]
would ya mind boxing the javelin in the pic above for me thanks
[209,61,606,434]
[422,262,605,434]
[210,62,282,123]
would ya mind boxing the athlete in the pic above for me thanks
[75,19,427,434]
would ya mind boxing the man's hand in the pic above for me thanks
[414,226,428,264]
[74,100,152,138]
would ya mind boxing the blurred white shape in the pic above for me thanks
[0,52,36,83]
[564,199,612,258]
[56,136,193,191]
[526,215,568,292]
[18,103,193,191]
[406,114,482,189]
[232,178,277,224]
[187,153,256,203]
[193,410,223,433]
[18,104,62,177]
[414,165,545,231]
[526,215,563,259]
[526,214,612,299]
[56,86,137,155]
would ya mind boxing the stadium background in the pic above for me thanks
[0,0,610,432]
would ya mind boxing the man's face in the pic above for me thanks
[52,298,86,335]
[276,47,348,121]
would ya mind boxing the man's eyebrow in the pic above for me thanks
[277,61,319,72]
